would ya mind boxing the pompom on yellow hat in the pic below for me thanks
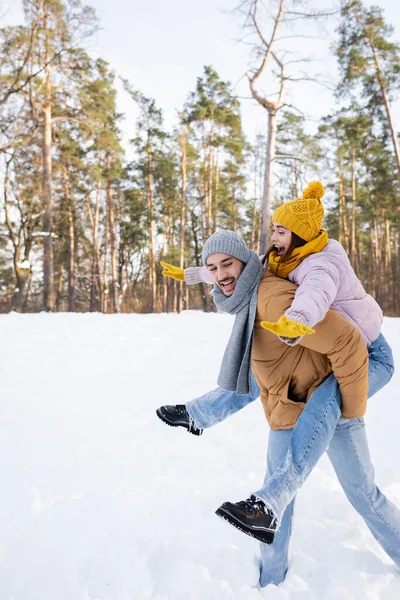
[272,181,325,242]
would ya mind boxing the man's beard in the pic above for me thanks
[218,277,236,295]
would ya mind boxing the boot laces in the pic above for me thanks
[237,495,266,513]
[237,496,276,523]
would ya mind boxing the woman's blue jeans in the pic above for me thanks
[186,333,398,585]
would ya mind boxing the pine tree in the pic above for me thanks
[184,66,245,240]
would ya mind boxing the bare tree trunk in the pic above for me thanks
[371,45,400,310]
[292,146,300,198]
[88,174,103,312]
[231,187,237,231]
[22,272,33,312]
[338,159,345,246]
[251,172,258,250]
[13,266,30,312]
[350,146,358,272]
[213,155,219,231]
[172,280,177,312]
[202,122,210,237]
[118,241,128,312]
[248,0,286,253]
[102,208,109,314]
[62,165,76,311]
[191,211,209,312]
[146,139,156,312]
[42,17,54,311]
[373,217,381,303]
[260,108,278,252]
[208,108,214,235]
[338,162,349,252]
[56,265,64,311]
[185,285,189,311]
[384,214,392,309]
[3,157,30,312]
[358,234,364,289]
[106,160,118,313]
[258,196,263,254]
[162,210,168,312]
[177,130,187,313]
[371,45,400,189]
[367,228,373,294]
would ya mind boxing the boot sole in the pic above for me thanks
[215,506,275,545]
[156,409,203,436]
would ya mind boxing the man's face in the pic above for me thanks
[206,252,245,296]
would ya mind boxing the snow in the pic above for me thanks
[16,260,30,270]
[0,311,399,599]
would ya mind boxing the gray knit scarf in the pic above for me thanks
[212,250,263,395]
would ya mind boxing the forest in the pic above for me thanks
[0,0,399,314]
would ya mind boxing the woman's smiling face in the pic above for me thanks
[271,222,292,256]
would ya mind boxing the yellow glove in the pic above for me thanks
[261,316,315,338]
[160,261,185,282]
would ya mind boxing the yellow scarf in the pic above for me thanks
[268,230,329,279]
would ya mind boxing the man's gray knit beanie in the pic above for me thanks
[202,229,251,265]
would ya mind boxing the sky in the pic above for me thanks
[2,0,400,153]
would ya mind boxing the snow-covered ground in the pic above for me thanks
[0,312,399,600]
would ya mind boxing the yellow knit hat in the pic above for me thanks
[272,181,325,242]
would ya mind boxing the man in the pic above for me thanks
[157,230,398,586]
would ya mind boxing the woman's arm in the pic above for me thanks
[285,258,340,328]
[184,265,214,285]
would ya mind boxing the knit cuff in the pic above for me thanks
[279,311,308,347]
[284,309,311,327]
[278,334,303,347]
[184,267,203,285]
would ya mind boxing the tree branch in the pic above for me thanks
[248,0,285,97]
[1,48,66,106]
[0,126,40,153]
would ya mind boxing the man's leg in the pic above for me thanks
[327,417,400,568]
[252,334,394,522]
[186,372,260,429]
[259,428,295,587]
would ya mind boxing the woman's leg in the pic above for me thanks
[186,372,260,429]
[327,417,400,568]
[177,333,394,432]
[253,334,394,522]
[259,428,295,587]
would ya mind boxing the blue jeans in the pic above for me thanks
[259,413,400,587]
[186,372,260,429]
[186,334,397,584]
[253,333,395,524]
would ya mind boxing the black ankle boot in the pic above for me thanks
[156,404,203,436]
[216,495,277,544]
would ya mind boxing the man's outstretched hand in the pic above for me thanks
[261,315,315,338]
[160,261,185,282]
